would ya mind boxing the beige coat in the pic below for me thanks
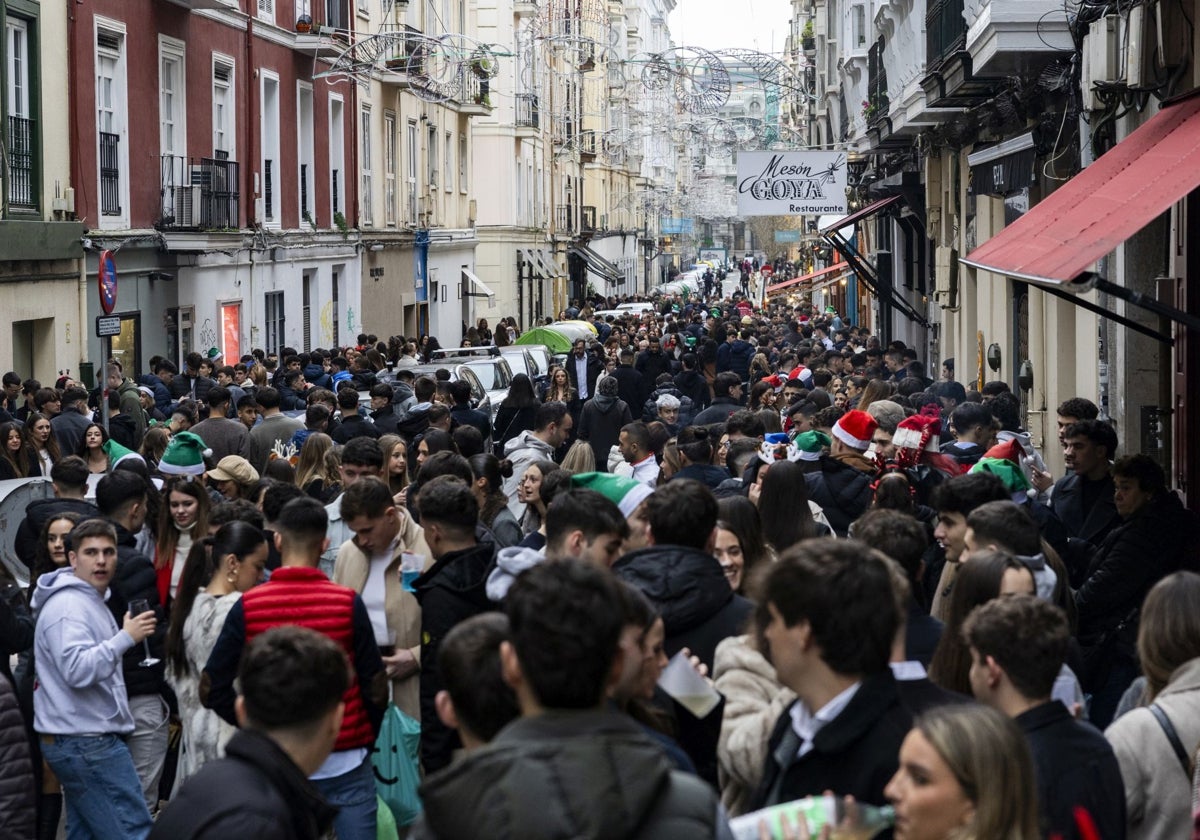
[713,634,797,816]
[332,511,431,720]
[1106,657,1200,840]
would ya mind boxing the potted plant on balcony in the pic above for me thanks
[474,91,492,108]
[471,56,492,79]
[801,20,814,51]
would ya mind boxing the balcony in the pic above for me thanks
[866,39,890,130]
[556,204,575,234]
[159,0,227,10]
[515,94,540,134]
[158,155,240,231]
[99,132,121,217]
[581,205,597,232]
[379,24,428,89]
[456,70,492,116]
[921,0,1002,106]
[5,116,35,211]
[578,129,597,162]
[963,0,1073,78]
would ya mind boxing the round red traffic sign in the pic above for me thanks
[98,250,118,315]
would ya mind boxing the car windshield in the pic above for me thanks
[465,361,511,391]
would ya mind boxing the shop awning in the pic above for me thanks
[569,245,623,284]
[766,261,850,294]
[961,91,1200,286]
[819,194,903,234]
[967,132,1037,196]
[461,268,495,300]
[537,249,562,277]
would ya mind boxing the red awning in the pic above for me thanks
[766,261,850,294]
[961,90,1200,284]
[819,194,903,234]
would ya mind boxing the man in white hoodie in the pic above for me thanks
[32,518,158,839]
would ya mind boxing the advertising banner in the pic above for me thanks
[736,151,848,216]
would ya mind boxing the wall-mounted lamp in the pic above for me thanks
[986,343,1002,372]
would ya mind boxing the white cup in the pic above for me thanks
[657,651,721,718]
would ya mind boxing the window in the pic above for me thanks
[329,94,345,219]
[264,290,285,354]
[159,40,186,160]
[852,5,866,47]
[406,120,418,221]
[331,268,341,347]
[459,133,467,193]
[5,18,34,210]
[260,71,280,227]
[297,82,314,223]
[212,57,235,159]
[427,124,437,188]
[384,112,396,226]
[360,107,373,226]
[302,271,313,348]
[444,130,452,192]
[257,0,274,23]
[95,20,129,226]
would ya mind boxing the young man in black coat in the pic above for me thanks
[965,595,1125,840]
[152,626,344,840]
[748,538,911,812]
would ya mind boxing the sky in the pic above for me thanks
[667,0,793,56]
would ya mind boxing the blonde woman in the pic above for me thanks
[295,432,339,503]
[378,434,409,497]
[886,704,1040,840]
[559,438,595,474]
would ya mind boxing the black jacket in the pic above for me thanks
[0,673,33,839]
[414,542,498,772]
[903,599,943,667]
[370,407,400,436]
[673,369,710,411]
[150,729,336,840]
[1049,472,1122,583]
[691,397,740,427]
[0,583,33,687]
[450,404,492,441]
[609,366,646,412]
[414,710,720,840]
[938,440,986,468]
[15,497,98,572]
[1075,491,1200,645]
[614,544,752,671]
[108,412,139,452]
[1015,701,1126,840]
[106,522,168,697]
[492,405,537,453]
[275,384,306,412]
[635,349,672,388]
[578,398,632,471]
[331,414,381,444]
[672,463,731,491]
[804,457,874,537]
[748,670,913,811]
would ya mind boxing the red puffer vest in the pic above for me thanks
[240,567,374,751]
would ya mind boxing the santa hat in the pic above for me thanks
[759,433,800,464]
[892,407,942,453]
[158,431,212,476]
[831,409,877,451]
[570,472,654,518]
[794,430,831,461]
[764,374,786,393]
[984,438,1025,464]
[787,365,813,385]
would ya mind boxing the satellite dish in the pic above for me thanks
[0,478,55,588]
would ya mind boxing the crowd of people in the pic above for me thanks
[1,286,1199,840]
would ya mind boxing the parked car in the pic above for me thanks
[455,357,512,420]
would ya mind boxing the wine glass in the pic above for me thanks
[127,598,160,667]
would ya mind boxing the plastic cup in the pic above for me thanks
[400,552,424,592]
[657,651,721,718]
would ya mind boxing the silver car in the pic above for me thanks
[456,357,512,420]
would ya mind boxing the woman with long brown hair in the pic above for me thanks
[0,421,26,479]
[154,477,211,605]
[21,412,60,476]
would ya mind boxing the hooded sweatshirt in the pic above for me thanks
[31,568,136,735]
[485,545,544,601]
[502,430,557,518]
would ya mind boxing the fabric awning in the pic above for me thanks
[569,245,622,283]
[766,261,851,294]
[819,194,903,234]
[961,91,1200,285]
[461,268,495,298]
[536,249,562,277]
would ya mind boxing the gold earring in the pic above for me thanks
[226,564,238,584]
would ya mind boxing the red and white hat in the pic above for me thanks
[892,408,941,453]
[831,409,878,451]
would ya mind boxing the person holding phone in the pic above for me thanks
[31,518,158,840]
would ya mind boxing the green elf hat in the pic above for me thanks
[570,472,653,518]
[158,431,212,476]
[101,438,144,470]
[969,457,1031,494]
[793,429,831,462]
